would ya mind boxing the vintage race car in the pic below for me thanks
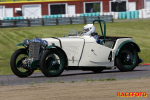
[10,19,143,77]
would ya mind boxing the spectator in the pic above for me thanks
[90,8,93,13]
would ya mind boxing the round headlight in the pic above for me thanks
[41,40,48,47]
[23,39,30,46]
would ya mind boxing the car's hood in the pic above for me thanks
[41,37,84,47]
[42,35,96,45]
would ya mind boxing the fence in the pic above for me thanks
[0,15,113,28]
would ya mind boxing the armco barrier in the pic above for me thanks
[72,17,85,24]
[58,18,70,25]
[43,18,57,26]
[1,9,149,24]
[15,20,28,27]
[29,19,42,26]
[0,15,113,28]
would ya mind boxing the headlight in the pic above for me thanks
[41,40,48,47]
[23,39,30,46]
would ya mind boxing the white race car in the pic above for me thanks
[10,19,142,77]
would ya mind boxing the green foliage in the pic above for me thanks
[0,20,150,75]
[0,80,5,86]
[30,81,38,85]
[93,3,100,12]
[71,81,75,83]
[85,77,117,81]
[45,80,55,83]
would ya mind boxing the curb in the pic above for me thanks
[141,63,150,65]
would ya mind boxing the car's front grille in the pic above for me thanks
[29,42,40,60]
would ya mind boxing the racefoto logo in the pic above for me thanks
[117,92,147,97]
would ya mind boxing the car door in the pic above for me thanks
[89,43,113,63]
[61,38,85,66]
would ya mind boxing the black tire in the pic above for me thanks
[92,68,104,73]
[10,49,33,77]
[40,49,65,77]
[115,44,138,72]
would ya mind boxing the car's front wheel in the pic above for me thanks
[115,44,138,72]
[10,49,33,77]
[40,49,65,77]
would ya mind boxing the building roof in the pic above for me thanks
[0,0,81,4]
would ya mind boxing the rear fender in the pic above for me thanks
[46,45,68,67]
[115,41,140,56]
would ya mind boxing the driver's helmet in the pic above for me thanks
[82,24,95,35]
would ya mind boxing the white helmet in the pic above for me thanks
[82,24,95,35]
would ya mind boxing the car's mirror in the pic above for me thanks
[68,29,77,36]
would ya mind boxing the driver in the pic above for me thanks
[82,24,100,44]
[82,24,95,35]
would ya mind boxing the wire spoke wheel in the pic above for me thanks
[45,54,62,73]
[10,49,33,77]
[120,49,134,68]
[116,44,138,72]
[40,49,65,77]
[16,54,29,73]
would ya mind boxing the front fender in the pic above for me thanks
[17,43,23,46]
[115,41,140,56]
[46,45,59,49]
[46,45,68,67]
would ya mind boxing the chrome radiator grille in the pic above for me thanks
[29,42,40,60]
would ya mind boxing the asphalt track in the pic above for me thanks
[0,65,150,86]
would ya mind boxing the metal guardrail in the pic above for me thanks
[0,15,113,28]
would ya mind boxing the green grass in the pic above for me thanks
[0,20,150,75]
[85,77,117,81]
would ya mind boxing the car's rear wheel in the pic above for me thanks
[10,49,33,77]
[116,44,138,72]
[40,49,65,77]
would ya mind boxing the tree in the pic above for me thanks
[93,3,100,12]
